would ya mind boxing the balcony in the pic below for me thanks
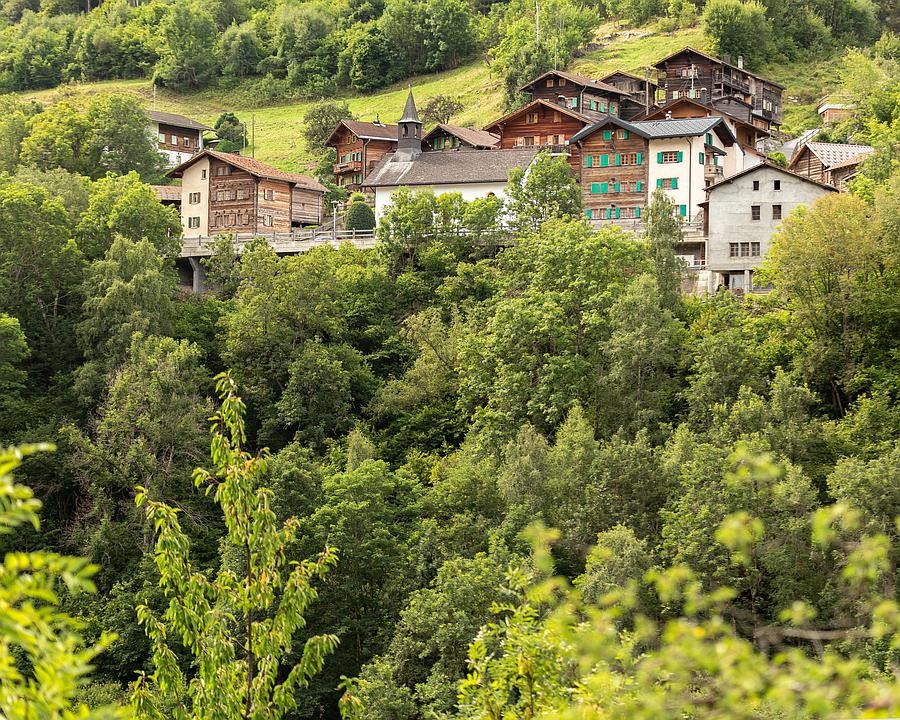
[705,165,724,182]
[333,160,363,174]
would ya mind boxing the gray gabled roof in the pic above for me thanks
[149,110,212,132]
[363,147,538,188]
[790,142,874,170]
[568,114,735,144]
[519,69,629,95]
[705,161,837,193]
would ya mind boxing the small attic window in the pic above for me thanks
[402,126,408,137]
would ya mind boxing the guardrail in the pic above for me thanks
[180,229,378,257]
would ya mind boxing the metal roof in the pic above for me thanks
[363,147,538,188]
[569,115,735,144]
[399,90,421,124]
[792,142,874,169]
[149,110,212,132]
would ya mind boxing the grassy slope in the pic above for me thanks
[20,22,841,172]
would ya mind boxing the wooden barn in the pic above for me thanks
[788,142,874,187]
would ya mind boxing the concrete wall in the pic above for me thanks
[374,182,508,219]
[180,156,210,238]
[706,166,832,291]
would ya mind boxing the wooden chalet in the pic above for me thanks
[325,119,398,191]
[788,142,874,187]
[423,124,499,150]
[483,98,593,164]
[600,70,659,120]
[569,115,736,222]
[169,150,326,238]
[652,47,784,131]
[519,69,628,119]
[150,110,212,168]
[639,97,769,147]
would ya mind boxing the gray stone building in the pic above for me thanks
[703,163,835,292]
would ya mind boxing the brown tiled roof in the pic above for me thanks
[520,70,629,95]
[797,142,874,169]
[152,184,181,201]
[483,98,592,132]
[149,110,212,131]
[168,150,326,192]
[423,124,499,148]
[363,147,538,188]
[326,119,399,146]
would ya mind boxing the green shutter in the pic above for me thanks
[585,208,592,219]
[623,130,629,139]
[657,152,663,163]
[636,152,642,165]
[615,207,621,219]
[656,178,662,188]
[603,130,611,140]
[591,182,600,194]
[714,156,719,166]
[600,101,607,112]
[614,182,620,193]
[680,204,687,217]
[635,206,641,218]
[586,155,593,168]
[671,178,678,189]
[699,152,704,165]
[615,153,621,166]
[636,180,642,192]
[677,151,683,162]
[600,182,608,193]
[600,154,609,167]
[706,132,712,145]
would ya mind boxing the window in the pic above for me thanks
[201,169,207,179]
[264,188,274,200]
[618,152,642,165]
[752,180,760,191]
[158,132,165,143]
[188,192,200,204]
[729,242,761,257]
[618,129,628,139]
[171,134,178,144]
[773,179,781,190]
[183,137,191,147]
[751,205,761,220]
[526,112,539,124]
[263,214,273,227]
[523,136,535,146]
[216,166,230,176]
[705,132,713,146]
[657,177,678,189]
[772,204,782,220]
[553,111,561,123]
[603,130,612,141]
[658,151,682,163]
[569,98,578,109]
[546,78,555,87]
[188,217,200,228]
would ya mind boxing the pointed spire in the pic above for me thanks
[399,87,421,125]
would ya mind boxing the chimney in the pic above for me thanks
[737,55,744,69]
[374,113,381,125]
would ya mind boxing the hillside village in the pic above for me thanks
[155,45,873,296]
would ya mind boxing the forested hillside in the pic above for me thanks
[1,0,900,719]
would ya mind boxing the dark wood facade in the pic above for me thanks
[601,71,658,119]
[788,145,827,183]
[641,97,767,147]
[157,122,202,153]
[484,100,590,154]
[573,126,650,221]
[422,124,499,151]
[520,70,625,120]
[326,121,397,191]
[653,48,783,128]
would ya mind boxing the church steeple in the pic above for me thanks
[395,88,423,161]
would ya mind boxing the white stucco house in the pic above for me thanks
[363,147,540,218]
[703,162,836,293]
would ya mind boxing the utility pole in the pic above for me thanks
[251,113,255,159]
[535,0,540,44]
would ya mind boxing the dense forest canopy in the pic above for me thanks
[0,0,895,100]
[0,0,899,718]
